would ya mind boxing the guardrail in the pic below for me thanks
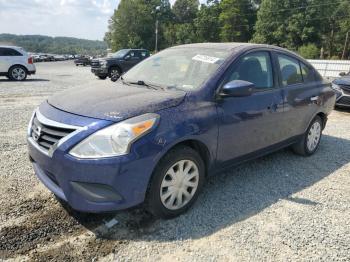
[308,59,350,78]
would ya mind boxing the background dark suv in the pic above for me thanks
[91,49,150,80]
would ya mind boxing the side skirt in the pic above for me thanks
[210,134,303,176]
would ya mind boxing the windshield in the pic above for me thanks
[122,47,231,90]
[111,49,129,58]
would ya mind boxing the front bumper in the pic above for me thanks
[335,89,350,107]
[27,103,162,213]
[91,67,108,76]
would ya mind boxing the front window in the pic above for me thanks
[111,49,129,58]
[224,51,274,90]
[122,47,231,90]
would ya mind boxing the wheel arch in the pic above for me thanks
[155,138,212,178]
[8,64,29,74]
[108,64,122,74]
[316,112,327,129]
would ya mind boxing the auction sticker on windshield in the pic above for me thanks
[192,54,221,64]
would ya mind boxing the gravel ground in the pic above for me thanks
[0,61,349,261]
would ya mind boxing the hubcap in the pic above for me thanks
[160,160,199,210]
[307,121,321,152]
[111,69,120,78]
[12,67,25,80]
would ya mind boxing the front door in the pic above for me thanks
[216,51,284,165]
[123,51,141,71]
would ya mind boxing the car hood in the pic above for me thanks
[48,83,186,122]
[333,76,350,86]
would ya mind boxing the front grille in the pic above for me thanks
[339,85,350,95]
[91,60,100,68]
[30,114,76,152]
[338,96,350,105]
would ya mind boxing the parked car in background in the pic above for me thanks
[0,46,36,81]
[32,55,42,63]
[39,54,55,62]
[91,49,150,80]
[27,43,336,219]
[332,72,350,107]
[74,56,91,66]
[54,55,66,61]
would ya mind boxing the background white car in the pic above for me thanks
[0,46,36,81]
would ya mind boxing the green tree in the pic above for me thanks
[172,0,199,23]
[298,44,319,59]
[195,0,221,42]
[163,0,198,46]
[219,0,256,42]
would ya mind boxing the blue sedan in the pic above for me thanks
[27,43,336,218]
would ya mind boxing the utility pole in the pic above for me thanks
[155,19,159,53]
[342,31,349,60]
[155,5,160,53]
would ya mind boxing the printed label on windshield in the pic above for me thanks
[192,54,221,64]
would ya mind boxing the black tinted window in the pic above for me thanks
[226,51,274,89]
[300,62,315,83]
[0,48,22,56]
[278,54,302,86]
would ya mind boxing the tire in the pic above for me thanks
[8,66,27,81]
[75,64,79,66]
[146,146,205,219]
[109,67,121,81]
[98,75,107,80]
[292,116,323,156]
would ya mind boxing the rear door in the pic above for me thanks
[0,48,24,73]
[274,52,322,138]
[216,50,285,164]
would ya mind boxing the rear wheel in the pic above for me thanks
[9,66,27,81]
[146,146,205,219]
[292,116,323,156]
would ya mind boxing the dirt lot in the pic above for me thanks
[0,61,349,261]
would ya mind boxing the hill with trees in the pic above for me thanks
[0,34,107,55]
[105,0,350,59]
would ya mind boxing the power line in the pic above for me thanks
[221,1,346,18]
[194,14,350,31]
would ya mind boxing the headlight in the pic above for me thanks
[331,83,342,92]
[69,113,159,159]
[100,60,107,67]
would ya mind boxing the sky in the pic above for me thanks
[0,0,206,41]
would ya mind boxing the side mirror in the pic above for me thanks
[220,80,254,97]
[124,55,131,60]
[339,72,347,76]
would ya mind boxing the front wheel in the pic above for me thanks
[9,66,27,81]
[109,67,121,82]
[292,116,323,156]
[146,146,205,219]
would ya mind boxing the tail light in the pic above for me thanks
[28,57,33,64]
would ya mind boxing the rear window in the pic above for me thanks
[277,54,303,86]
[300,62,315,83]
[0,48,22,56]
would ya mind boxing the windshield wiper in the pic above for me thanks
[122,79,164,91]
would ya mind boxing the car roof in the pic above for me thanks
[0,45,22,49]
[170,42,308,64]
[170,42,297,54]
